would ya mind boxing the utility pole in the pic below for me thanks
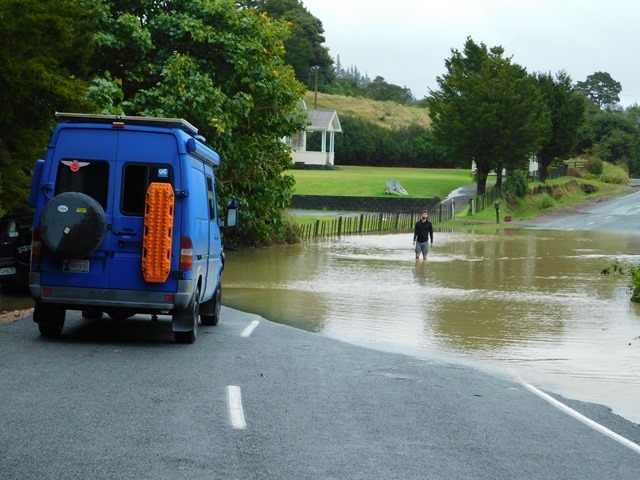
[311,66,319,108]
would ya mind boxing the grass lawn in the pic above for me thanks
[287,166,473,199]
[287,163,631,234]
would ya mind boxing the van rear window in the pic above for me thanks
[55,160,109,210]
[122,164,174,215]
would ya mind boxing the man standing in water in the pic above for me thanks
[413,210,433,260]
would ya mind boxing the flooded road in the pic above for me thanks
[223,229,640,424]
[2,226,638,424]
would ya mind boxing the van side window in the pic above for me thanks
[55,159,109,210]
[122,164,174,216]
[206,175,216,221]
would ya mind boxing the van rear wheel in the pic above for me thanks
[173,290,200,344]
[34,302,66,338]
[201,284,221,326]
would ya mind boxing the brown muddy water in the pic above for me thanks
[222,229,640,424]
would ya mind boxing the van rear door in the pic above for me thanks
[109,130,181,293]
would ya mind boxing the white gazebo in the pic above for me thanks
[286,100,342,168]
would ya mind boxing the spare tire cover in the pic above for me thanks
[40,192,107,258]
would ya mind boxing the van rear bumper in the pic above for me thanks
[30,274,194,311]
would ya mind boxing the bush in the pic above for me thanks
[585,157,604,175]
[535,192,556,209]
[602,260,640,303]
[503,171,529,198]
[599,170,628,184]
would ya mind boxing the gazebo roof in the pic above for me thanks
[307,109,342,133]
[297,100,341,133]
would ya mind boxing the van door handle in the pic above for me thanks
[113,230,137,236]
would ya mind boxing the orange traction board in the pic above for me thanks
[142,182,174,283]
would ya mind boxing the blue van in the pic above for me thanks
[29,113,237,343]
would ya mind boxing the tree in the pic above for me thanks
[535,71,587,182]
[426,37,550,194]
[366,76,415,105]
[577,110,640,175]
[0,0,97,214]
[254,0,335,89]
[575,71,622,109]
[91,0,308,245]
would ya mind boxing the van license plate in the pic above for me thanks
[0,267,16,276]
[63,260,90,273]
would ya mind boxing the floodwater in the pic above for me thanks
[223,229,640,424]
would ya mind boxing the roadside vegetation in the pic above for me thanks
[602,260,640,303]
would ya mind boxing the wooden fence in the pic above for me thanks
[467,188,501,215]
[298,202,456,241]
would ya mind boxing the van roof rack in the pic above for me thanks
[54,112,199,136]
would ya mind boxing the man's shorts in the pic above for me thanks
[415,241,429,256]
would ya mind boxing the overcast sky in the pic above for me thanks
[301,0,640,106]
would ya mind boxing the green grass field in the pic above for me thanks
[286,163,630,233]
[287,166,473,199]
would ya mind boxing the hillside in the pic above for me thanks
[303,91,431,129]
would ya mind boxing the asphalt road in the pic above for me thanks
[523,187,640,232]
[1,307,640,479]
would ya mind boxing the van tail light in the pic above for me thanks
[179,236,193,271]
[31,229,41,265]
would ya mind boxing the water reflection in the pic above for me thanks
[224,229,640,423]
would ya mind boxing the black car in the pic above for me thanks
[0,213,33,290]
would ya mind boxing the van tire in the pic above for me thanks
[82,309,102,320]
[107,309,135,320]
[40,192,106,258]
[34,302,66,338]
[201,284,221,326]
[173,290,200,344]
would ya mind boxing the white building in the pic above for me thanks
[285,101,342,168]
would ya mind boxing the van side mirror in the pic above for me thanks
[221,200,239,228]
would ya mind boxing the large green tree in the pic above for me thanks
[252,0,334,90]
[0,0,97,214]
[366,76,415,105]
[426,38,550,194]
[577,109,640,175]
[576,71,622,109]
[90,0,308,245]
[535,71,587,182]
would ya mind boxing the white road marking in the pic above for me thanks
[228,386,247,429]
[241,320,260,337]
[522,383,640,455]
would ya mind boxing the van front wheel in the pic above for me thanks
[173,290,200,344]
